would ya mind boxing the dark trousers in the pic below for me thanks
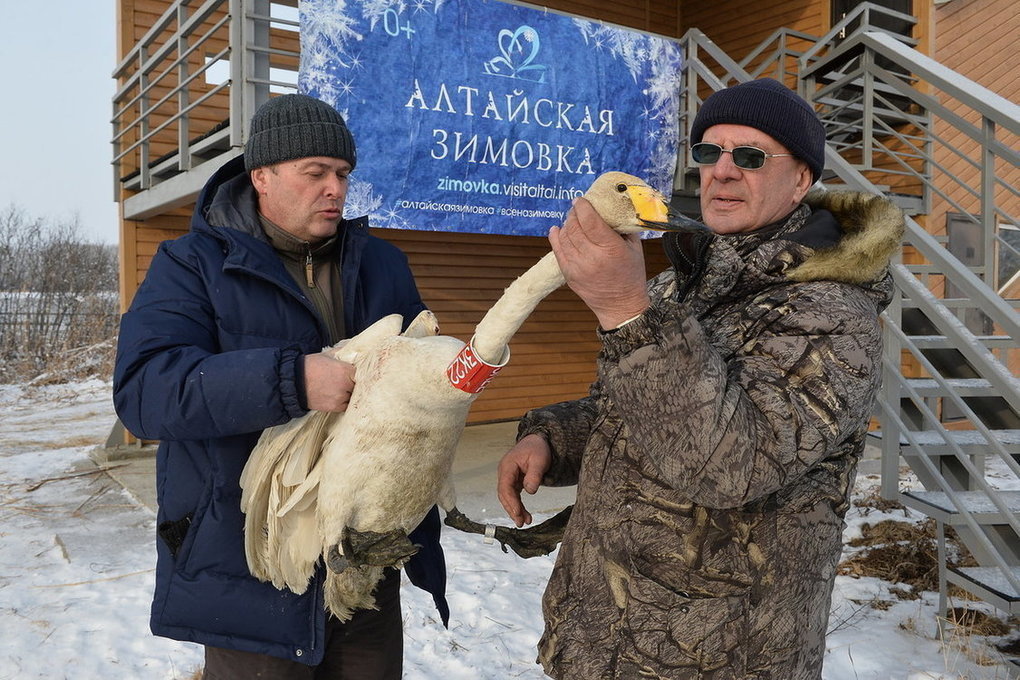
[202,569,403,680]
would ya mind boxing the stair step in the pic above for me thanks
[816,96,923,125]
[817,69,916,95]
[903,296,995,309]
[948,566,1020,613]
[905,378,997,397]
[900,490,1020,524]
[869,429,1020,455]
[904,335,1015,350]
[189,124,231,158]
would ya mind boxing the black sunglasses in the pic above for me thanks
[690,142,794,170]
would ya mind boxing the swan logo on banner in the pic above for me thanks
[298,0,683,236]
[484,26,547,83]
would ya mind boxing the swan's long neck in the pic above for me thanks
[471,251,565,364]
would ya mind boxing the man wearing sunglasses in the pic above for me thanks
[497,78,905,679]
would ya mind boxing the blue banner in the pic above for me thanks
[299,0,682,236]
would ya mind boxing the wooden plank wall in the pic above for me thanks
[929,0,1020,240]
[684,0,826,57]
[535,0,681,36]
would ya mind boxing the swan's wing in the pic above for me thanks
[266,461,323,593]
[241,410,338,585]
[274,498,322,592]
[242,415,313,578]
[402,310,440,338]
[276,456,322,516]
[330,314,404,362]
[280,411,341,486]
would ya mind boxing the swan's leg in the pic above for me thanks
[326,529,420,573]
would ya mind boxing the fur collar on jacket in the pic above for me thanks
[790,189,905,285]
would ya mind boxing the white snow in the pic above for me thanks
[1,381,1016,679]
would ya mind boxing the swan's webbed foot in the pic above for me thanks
[443,505,572,558]
[326,529,420,573]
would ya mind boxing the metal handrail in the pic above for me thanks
[112,14,231,132]
[805,29,1019,298]
[113,82,231,166]
[111,0,300,194]
[113,0,229,98]
[820,32,1020,133]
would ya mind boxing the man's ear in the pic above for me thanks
[793,162,813,203]
[250,167,268,195]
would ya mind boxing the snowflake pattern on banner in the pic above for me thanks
[572,19,682,194]
[298,0,683,235]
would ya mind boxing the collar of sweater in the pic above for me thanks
[258,214,338,262]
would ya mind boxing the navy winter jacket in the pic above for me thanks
[113,156,448,665]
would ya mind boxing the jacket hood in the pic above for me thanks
[789,189,905,285]
[203,160,264,241]
[193,155,263,240]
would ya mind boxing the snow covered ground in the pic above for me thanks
[1,380,1017,679]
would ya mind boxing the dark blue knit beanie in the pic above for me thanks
[244,94,357,171]
[691,78,825,182]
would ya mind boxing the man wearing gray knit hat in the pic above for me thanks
[497,77,904,679]
[245,93,358,172]
[247,93,359,244]
[115,92,447,679]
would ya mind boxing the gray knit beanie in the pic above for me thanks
[691,78,826,182]
[244,94,357,171]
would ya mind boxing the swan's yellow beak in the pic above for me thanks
[621,183,705,232]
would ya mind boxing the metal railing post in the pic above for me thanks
[177,2,192,173]
[982,117,997,288]
[228,0,247,148]
[139,47,151,190]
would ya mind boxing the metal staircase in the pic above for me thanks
[677,2,1020,634]
[111,0,1020,632]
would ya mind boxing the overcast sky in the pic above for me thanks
[0,3,119,244]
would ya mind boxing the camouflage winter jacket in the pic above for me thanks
[519,190,904,680]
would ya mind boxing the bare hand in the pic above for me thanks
[549,197,650,329]
[497,434,552,527]
[302,352,357,412]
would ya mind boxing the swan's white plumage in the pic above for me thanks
[240,171,674,620]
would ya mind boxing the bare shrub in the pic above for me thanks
[0,205,118,383]
[839,517,978,598]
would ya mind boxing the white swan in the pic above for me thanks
[239,171,681,621]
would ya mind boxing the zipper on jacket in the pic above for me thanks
[679,235,711,302]
[335,229,349,338]
[304,246,315,288]
[665,231,712,303]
